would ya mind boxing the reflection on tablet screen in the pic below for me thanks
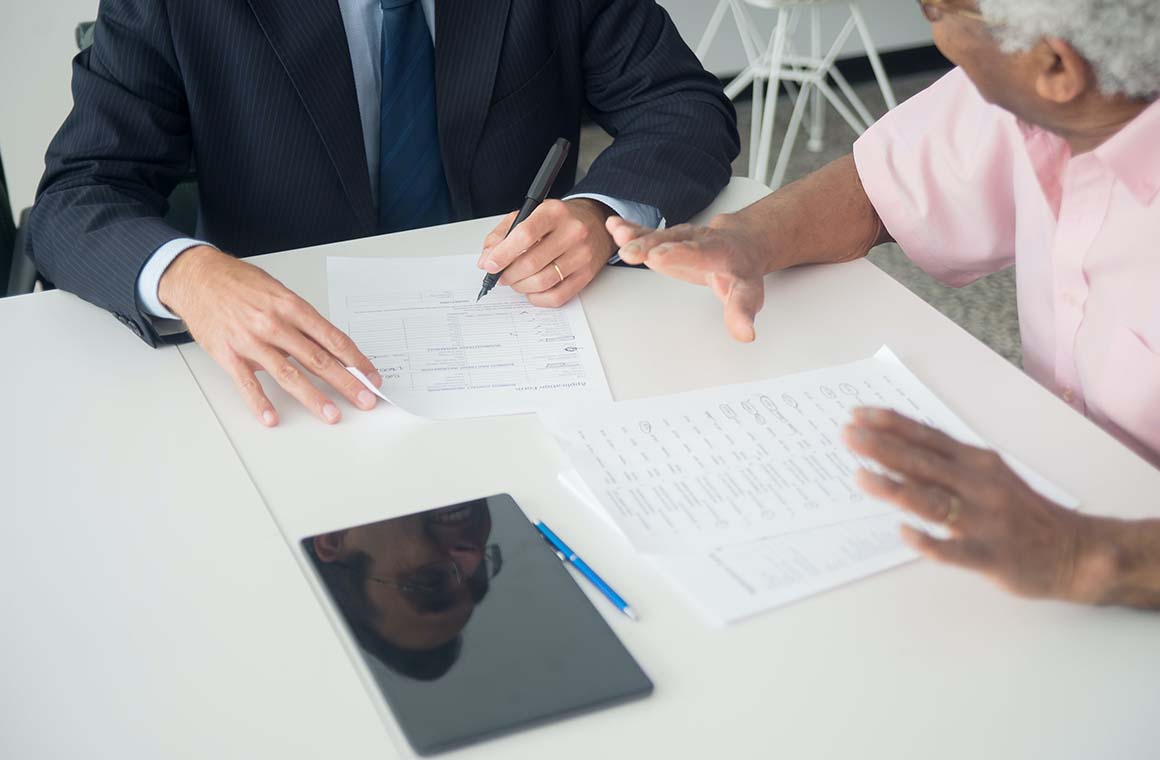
[305,500,499,681]
[302,495,652,756]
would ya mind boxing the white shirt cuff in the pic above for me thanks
[567,193,663,230]
[137,238,213,319]
[566,193,665,264]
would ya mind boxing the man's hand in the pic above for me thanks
[843,407,1120,604]
[476,198,616,308]
[606,213,772,343]
[158,246,383,427]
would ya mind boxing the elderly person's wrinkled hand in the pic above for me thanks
[843,407,1123,603]
[606,213,772,343]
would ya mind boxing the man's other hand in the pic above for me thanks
[158,246,382,427]
[476,198,616,308]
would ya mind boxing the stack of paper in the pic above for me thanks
[541,348,1077,626]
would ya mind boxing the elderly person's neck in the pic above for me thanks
[1058,93,1152,155]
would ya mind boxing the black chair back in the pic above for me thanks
[0,153,16,295]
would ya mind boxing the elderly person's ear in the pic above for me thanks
[1033,38,1093,104]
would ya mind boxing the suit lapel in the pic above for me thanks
[246,0,376,233]
[435,0,511,219]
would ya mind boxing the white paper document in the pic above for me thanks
[541,347,1078,554]
[659,515,916,624]
[539,348,982,552]
[327,255,612,418]
[551,348,1079,625]
[561,469,917,625]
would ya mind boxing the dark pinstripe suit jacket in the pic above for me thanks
[29,0,739,346]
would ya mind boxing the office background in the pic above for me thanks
[0,0,1019,363]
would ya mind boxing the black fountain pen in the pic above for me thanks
[477,138,572,301]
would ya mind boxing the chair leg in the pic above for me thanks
[830,66,874,130]
[806,15,871,136]
[849,3,897,110]
[807,6,826,153]
[725,65,759,101]
[723,0,767,102]
[732,0,764,68]
[815,77,868,136]
[770,79,813,190]
[695,0,732,61]
[754,8,791,185]
[736,0,767,53]
[748,72,765,179]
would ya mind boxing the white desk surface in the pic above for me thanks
[0,292,395,759]
[178,177,1160,759]
[4,178,1159,759]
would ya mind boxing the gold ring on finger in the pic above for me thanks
[945,494,963,526]
[553,263,565,284]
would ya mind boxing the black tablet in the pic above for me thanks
[301,494,653,755]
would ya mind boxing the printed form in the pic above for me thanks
[560,470,917,626]
[540,348,982,552]
[546,348,1077,625]
[327,255,611,418]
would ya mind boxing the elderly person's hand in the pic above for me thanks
[606,155,889,343]
[606,213,773,342]
[842,407,1126,604]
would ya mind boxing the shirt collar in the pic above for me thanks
[1093,98,1160,206]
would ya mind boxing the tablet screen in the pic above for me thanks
[302,494,652,755]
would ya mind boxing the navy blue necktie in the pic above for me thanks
[377,0,452,233]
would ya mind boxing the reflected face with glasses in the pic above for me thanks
[311,501,499,658]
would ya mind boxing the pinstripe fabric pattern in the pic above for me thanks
[0,155,15,284]
[29,0,739,346]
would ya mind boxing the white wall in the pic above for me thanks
[0,0,99,214]
[0,0,930,215]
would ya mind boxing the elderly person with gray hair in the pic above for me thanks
[606,0,1160,609]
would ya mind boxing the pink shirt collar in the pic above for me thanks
[1093,98,1160,205]
[1015,98,1160,206]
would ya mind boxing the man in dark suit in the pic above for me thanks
[28,0,738,426]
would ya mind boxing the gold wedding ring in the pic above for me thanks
[945,495,963,526]
[553,263,565,283]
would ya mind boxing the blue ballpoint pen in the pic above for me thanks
[535,521,638,621]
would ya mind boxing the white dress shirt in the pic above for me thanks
[137,0,661,319]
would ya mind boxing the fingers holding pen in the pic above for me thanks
[478,202,560,275]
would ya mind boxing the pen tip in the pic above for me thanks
[475,289,485,302]
[623,607,638,621]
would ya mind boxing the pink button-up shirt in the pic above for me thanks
[854,68,1160,468]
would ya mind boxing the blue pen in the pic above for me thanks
[536,521,638,621]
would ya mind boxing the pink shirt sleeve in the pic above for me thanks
[853,68,1018,287]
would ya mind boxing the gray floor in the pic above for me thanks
[578,69,1023,367]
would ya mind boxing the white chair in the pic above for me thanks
[697,0,898,189]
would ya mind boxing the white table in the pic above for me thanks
[0,293,393,758]
[179,177,1160,759]
[4,178,1159,759]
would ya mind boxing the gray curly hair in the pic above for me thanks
[978,0,1160,100]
